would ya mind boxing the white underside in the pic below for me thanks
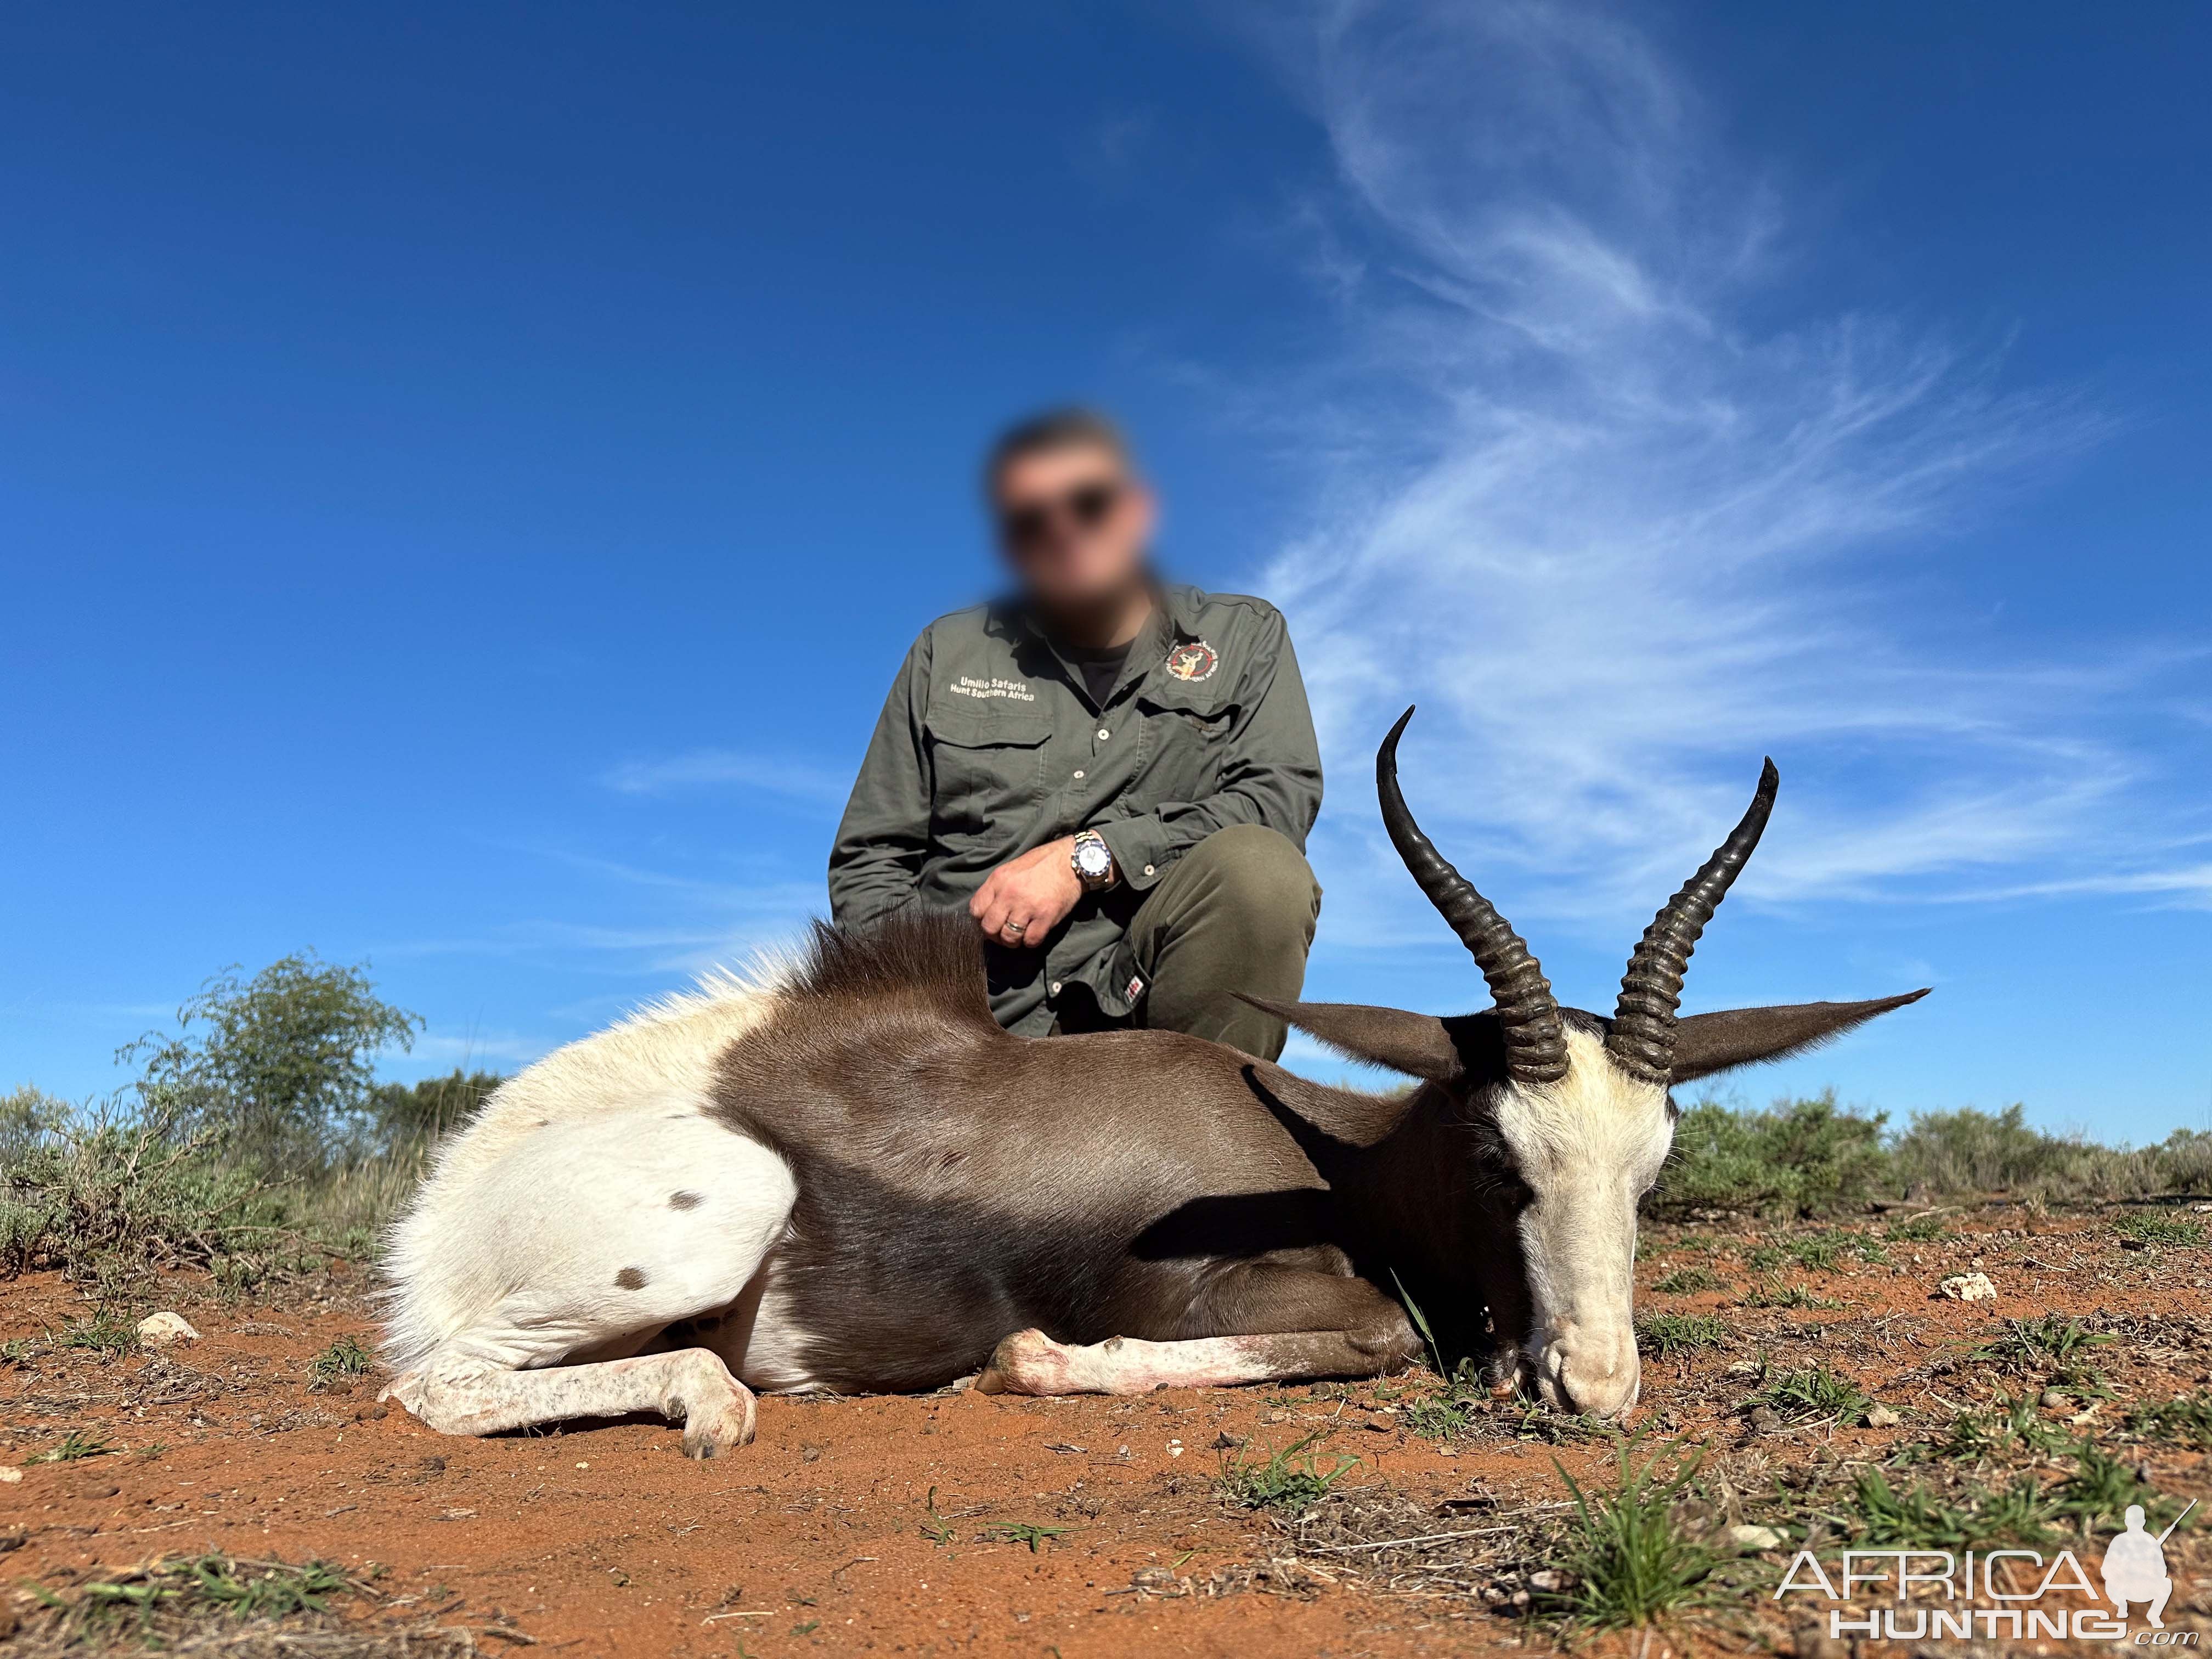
[380,972,825,1390]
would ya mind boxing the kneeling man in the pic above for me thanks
[829,409,1322,1059]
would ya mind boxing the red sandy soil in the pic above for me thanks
[7,1207,2212,1656]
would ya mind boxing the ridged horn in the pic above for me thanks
[1377,707,1567,1086]
[1606,759,1780,1084]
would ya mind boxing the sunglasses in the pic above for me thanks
[998,480,1123,550]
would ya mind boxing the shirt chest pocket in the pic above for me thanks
[1135,690,1235,805]
[926,699,1052,838]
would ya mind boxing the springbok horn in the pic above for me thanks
[1606,759,1780,1084]
[1376,707,1567,1086]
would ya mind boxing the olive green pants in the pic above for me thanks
[1074,823,1322,1060]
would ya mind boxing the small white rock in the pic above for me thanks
[1728,1523,1784,1551]
[1525,1568,1566,1593]
[1939,1272,1997,1302]
[136,1312,200,1345]
[0,1464,22,1483]
[1865,1404,1901,1429]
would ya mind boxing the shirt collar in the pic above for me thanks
[996,578,1198,648]
[1160,582,1206,641]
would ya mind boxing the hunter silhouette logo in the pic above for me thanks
[1775,1498,2197,1643]
[1164,640,1218,682]
[2104,1501,2192,1629]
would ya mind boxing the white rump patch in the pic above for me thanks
[380,961,797,1373]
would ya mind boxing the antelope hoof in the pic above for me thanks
[975,1328,1070,1396]
[676,1372,758,1459]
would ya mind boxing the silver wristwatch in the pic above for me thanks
[1070,829,1118,893]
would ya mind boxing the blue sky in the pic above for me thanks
[4,2,2207,1140]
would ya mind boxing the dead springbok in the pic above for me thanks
[381,711,1924,1453]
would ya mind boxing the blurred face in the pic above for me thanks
[992,443,1155,617]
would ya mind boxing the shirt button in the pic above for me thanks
[1073,769,1085,780]
[1097,729,1111,741]
[1049,980,1062,995]
[1143,864,1156,877]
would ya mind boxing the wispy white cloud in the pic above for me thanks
[1944,862,2212,912]
[600,750,848,802]
[1220,0,2198,946]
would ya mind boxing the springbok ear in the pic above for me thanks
[1668,990,1929,1084]
[1243,1062,1424,1149]
[1235,995,1462,1082]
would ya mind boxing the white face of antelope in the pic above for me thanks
[1492,1026,1675,1419]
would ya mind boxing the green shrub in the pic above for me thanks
[1652,1266,1727,1295]
[1891,1107,2212,1202]
[1,1084,68,1161]
[119,952,421,1177]
[365,1069,503,1148]
[0,1107,293,1291]
[1652,1095,2212,1218]
[1651,1092,1889,1218]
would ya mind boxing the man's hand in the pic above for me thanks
[969,837,1083,949]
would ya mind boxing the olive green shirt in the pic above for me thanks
[828,585,1323,1034]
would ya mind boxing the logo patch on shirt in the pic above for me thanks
[1165,640,1218,683]
[949,674,1036,703]
[1125,972,1147,1003]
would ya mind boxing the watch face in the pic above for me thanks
[1076,839,1113,879]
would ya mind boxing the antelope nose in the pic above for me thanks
[1559,1352,1640,1420]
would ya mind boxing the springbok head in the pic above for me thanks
[1257,709,1925,1419]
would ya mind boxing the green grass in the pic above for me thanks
[1637,1311,1730,1357]
[973,1521,1073,1552]
[30,1428,119,1463]
[918,1487,960,1545]
[1744,1230,1887,1273]
[1217,1430,1360,1512]
[1846,1465,2057,1548]
[1972,1314,2113,1373]
[1541,1441,1719,1629]
[32,1553,357,1641]
[1925,1392,2078,1463]
[1740,1277,1843,1311]
[2126,1392,2212,1449]
[2115,1210,2205,1247]
[1745,1363,1870,1421]
[1847,1443,2179,1551]
[2051,1446,2162,1532]
[1652,1266,1727,1295]
[54,1311,140,1359]
[1502,1402,1621,1444]
[1401,1362,1489,1440]
[1884,1212,1951,1242]
[307,1333,373,1387]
